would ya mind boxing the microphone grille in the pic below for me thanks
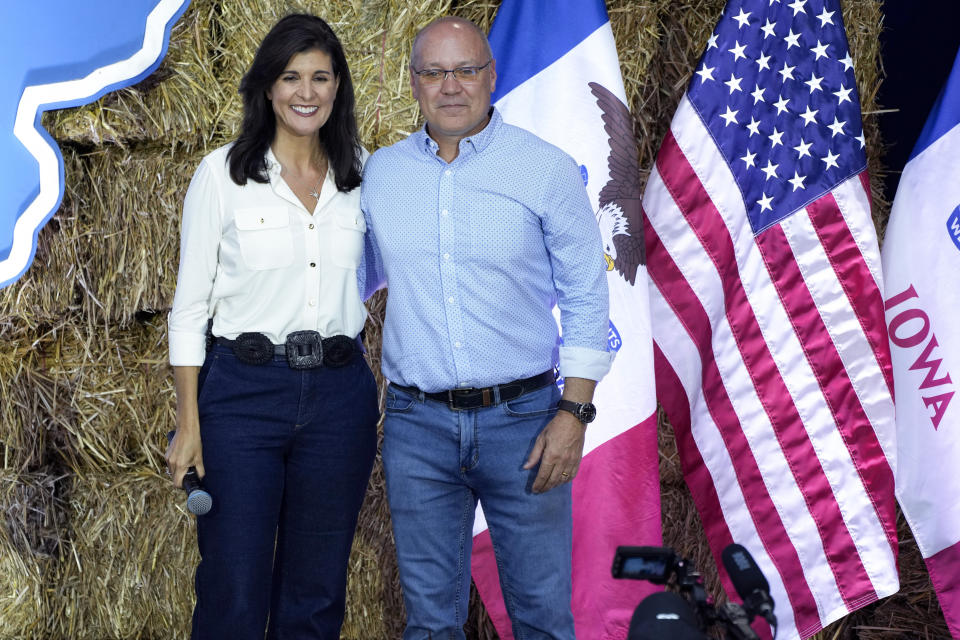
[187,490,213,515]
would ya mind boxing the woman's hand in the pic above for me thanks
[166,424,204,488]
[168,365,205,487]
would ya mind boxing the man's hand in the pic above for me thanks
[523,410,586,493]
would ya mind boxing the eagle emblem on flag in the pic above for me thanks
[589,81,646,285]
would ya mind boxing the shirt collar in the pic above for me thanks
[416,107,502,157]
[264,146,284,177]
[262,145,336,214]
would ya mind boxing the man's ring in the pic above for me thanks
[560,471,570,478]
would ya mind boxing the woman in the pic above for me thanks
[166,14,377,639]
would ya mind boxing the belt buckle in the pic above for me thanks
[447,389,461,411]
[446,387,494,410]
[285,330,323,369]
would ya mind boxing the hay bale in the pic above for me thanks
[41,0,223,150]
[32,318,173,474]
[0,143,201,326]
[74,144,205,325]
[0,470,66,638]
[0,323,56,472]
[45,470,196,640]
[0,148,90,325]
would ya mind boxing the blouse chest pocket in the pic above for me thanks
[233,208,294,270]
[328,212,366,269]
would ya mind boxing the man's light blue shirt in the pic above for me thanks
[360,109,612,393]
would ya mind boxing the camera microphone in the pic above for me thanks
[721,543,777,630]
[167,431,213,516]
[627,591,704,640]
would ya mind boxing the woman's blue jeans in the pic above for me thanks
[383,382,575,640]
[190,344,378,639]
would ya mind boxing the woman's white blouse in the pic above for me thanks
[168,144,368,367]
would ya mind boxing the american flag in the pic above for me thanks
[643,0,900,638]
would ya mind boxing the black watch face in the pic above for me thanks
[579,403,597,423]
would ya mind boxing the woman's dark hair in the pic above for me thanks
[227,14,362,192]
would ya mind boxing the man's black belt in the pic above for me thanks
[214,330,361,369]
[391,370,556,410]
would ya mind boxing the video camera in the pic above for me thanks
[612,544,777,640]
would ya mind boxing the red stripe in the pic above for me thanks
[926,539,960,638]
[807,184,895,396]
[471,530,513,639]
[644,204,822,633]
[757,220,898,561]
[570,415,662,640]
[656,131,876,608]
[652,342,738,595]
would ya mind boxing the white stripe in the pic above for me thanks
[830,178,899,465]
[834,177,885,302]
[4,0,189,283]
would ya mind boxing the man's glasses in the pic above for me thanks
[412,60,492,84]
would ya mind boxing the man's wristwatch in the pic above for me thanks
[557,399,597,424]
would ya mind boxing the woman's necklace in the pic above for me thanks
[307,156,328,200]
[308,176,323,200]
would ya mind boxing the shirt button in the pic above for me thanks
[447,296,454,303]
[441,209,449,216]
[445,169,452,176]
[443,253,450,260]
[308,300,316,307]
[308,223,315,230]
[454,341,462,348]
[309,262,316,267]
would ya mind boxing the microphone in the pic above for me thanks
[167,431,213,515]
[181,467,213,515]
[721,543,777,630]
[627,591,704,640]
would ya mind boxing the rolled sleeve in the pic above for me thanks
[558,345,614,381]
[168,160,221,366]
[541,154,612,380]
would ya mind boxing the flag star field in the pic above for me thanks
[689,0,865,232]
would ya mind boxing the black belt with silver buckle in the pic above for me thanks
[391,370,556,410]
[214,330,361,369]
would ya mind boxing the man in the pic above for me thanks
[360,16,612,640]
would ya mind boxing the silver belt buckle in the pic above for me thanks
[285,330,323,369]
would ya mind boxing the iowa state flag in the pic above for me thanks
[882,45,960,639]
[469,1,662,638]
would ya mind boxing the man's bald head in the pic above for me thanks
[410,16,492,69]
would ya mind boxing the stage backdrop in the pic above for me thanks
[0,1,952,639]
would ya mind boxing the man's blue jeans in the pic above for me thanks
[190,344,378,639]
[384,382,575,640]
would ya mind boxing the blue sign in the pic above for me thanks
[0,0,191,288]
